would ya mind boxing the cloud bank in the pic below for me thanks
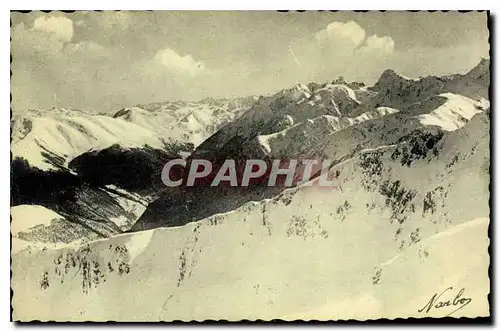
[11,12,489,113]
[153,48,207,76]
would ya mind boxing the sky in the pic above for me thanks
[11,11,489,113]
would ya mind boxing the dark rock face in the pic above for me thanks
[391,130,444,167]
[11,157,123,237]
[68,144,183,192]
[11,142,191,237]
[131,183,284,231]
[11,157,82,207]
[371,70,448,110]
[130,155,307,231]
[445,58,490,100]
[371,59,490,109]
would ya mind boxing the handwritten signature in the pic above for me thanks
[418,287,472,317]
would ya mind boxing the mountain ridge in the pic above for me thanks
[11,58,490,244]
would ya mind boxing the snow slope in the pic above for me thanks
[12,112,490,321]
[137,60,489,232]
[11,108,165,171]
[11,60,490,321]
[11,97,255,171]
[125,97,256,146]
[255,107,400,158]
[11,192,489,321]
[282,217,489,320]
[11,205,64,236]
[417,93,488,131]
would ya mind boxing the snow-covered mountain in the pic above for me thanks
[12,97,256,171]
[134,59,489,232]
[130,97,257,146]
[191,59,489,164]
[11,59,490,321]
[12,108,163,171]
[11,97,257,243]
[12,108,490,320]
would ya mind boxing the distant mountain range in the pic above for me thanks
[11,58,489,243]
[11,59,490,320]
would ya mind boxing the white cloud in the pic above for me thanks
[154,48,206,76]
[11,14,487,115]
[12,21,109,59]
[32,16,73,43]
[357,35,395,55]
[289,20,396,84]
[313,21,395,57]
[314,21,366,49]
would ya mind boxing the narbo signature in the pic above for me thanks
[418,287,472,317]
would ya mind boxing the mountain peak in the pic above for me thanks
[378,68,402,80]
[371,68,425,92]
[479,57,490,65]
[279,83,312,101]
[466,57,490,79]
[371,69,405,91]
[332,76,347,85]
[291,82,311,93]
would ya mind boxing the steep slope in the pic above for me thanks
[131,78,386,231]
[254,107,399,158]
[11,205,101,252]
[11,97,257,244]
[192,82,366,159]
[320,92,488,163]
[11,108,166,171]
[445,57,490,100]
[67,144,185,192]
[194,59,489,162]
[11,143,175,243]
[344,58,489,120]
[133,60,489,232]
[417,93,486,131]
[12,111,490,321]
[11,60,489,253]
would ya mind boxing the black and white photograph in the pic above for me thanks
[9,10,491,322]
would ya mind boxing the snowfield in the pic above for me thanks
[417,93,489,131]
[11,205,63,236]
[11,203,489,321]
